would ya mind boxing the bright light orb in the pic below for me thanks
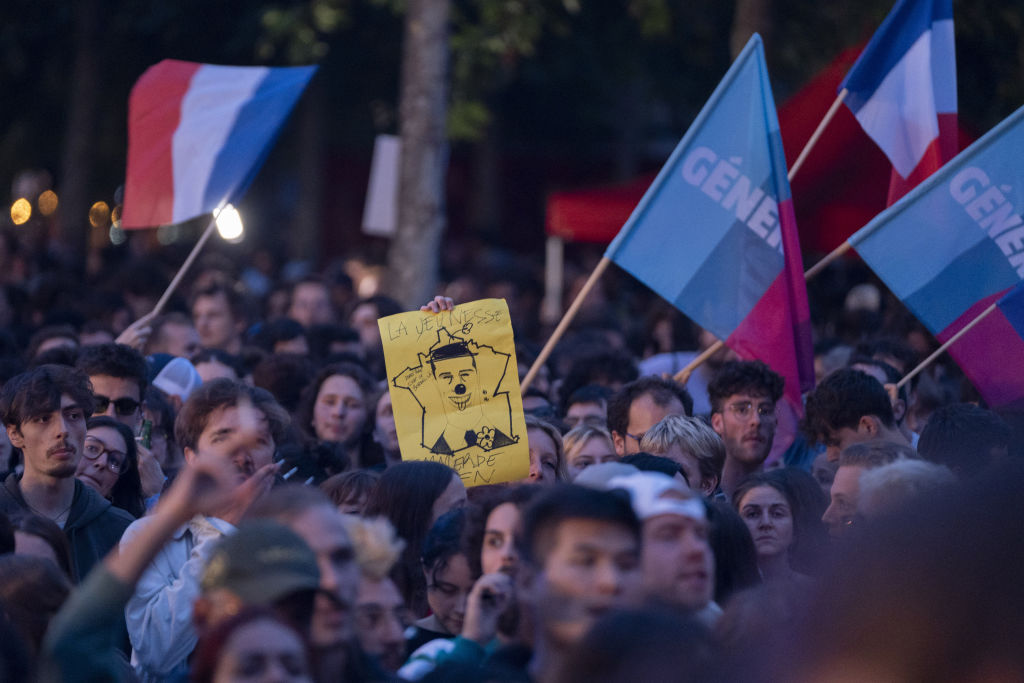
[216,204,243,242]
[10,198,31,225]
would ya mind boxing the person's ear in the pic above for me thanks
[611,432,626,456]
[183,447,198,465]
[859,415,880,436]
[710,412,724,437]
[6,425,23,450]
[890,397,907,423]
[702,475,719,498]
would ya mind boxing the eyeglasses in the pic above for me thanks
[93,395,140,417]
[724,401,776,420]
[626,431,646,444]
[83,436,126,474]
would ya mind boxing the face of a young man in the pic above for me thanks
[615,394,686,455]
[711,392,776,468]
[157,322,201,359]
[641,512,714,610]
[354,576,408,672]
[192,292,239,351]
[288,282,333,328]
[88,373,142,431]
[188,404,275,482]
[8,394,87,480]
[822,464,866,540]
[287,504,360,648]
[526,518,642,648]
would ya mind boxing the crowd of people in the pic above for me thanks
[0,241,1021,683]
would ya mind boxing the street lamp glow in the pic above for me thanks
[216,204,243,241]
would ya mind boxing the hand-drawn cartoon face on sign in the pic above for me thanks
[377,299,529,486]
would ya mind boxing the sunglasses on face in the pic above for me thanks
[83,436,126,474]
[93,394,140,417]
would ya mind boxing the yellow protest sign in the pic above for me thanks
[378,299,529,486]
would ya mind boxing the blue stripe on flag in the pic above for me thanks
[841,0,951,112]
[997,282,1024,339]
[902,239,1021,332]
[672,217,784,339]
[203,66,317,210]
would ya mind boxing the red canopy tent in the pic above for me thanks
[544,46,973,255]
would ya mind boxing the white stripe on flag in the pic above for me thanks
[171,66,268,222]
[930,18,957,115]
[854,31,939,177]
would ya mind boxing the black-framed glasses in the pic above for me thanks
[83,436,126,474]
[626,431,646,444]
[93,395,140,417]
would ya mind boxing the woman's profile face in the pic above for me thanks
[738,485,794,560]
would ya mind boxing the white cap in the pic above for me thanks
[152,357,203,402]
[573,462,640,490]
[607,472,706,522]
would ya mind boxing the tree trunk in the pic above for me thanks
[387,0,450,308]
[731,0,772,59]
[290,81,326,263]
[58,0,101,271]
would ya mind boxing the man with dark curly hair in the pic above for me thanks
[708,360,784,497]
[802,368,910,465]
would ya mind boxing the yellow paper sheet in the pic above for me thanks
[377,299,530,486]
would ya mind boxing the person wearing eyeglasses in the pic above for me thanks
[708,361,785,499]
[607,376,693,457]
[76,416,145,518]
[75,343,166,499]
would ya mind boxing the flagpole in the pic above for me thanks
[520,257,611,393]
[150,210,222,317]
[672,238,852,384]
[896,303,999,390]
[787,89,848,181]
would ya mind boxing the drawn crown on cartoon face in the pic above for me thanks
[428,333,480,413]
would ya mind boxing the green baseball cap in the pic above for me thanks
[201,520,320,605]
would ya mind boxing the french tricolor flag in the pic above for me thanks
[840,0,957,205]
[122,60,316,229]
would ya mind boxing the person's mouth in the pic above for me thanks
[448,395,471,411]
[49,445,75,458]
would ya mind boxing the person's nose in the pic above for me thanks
[594,560,625,596]
[382,614,404,646]
[822,501,839,529]
[528,456,542,481]
[758,512,774,530]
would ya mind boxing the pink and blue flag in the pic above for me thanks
[606,34,815,455]
[841,0,957,205]
[851,105,1024,409]
[122,60,317,229]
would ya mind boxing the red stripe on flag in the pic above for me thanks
[887,112,959,205]
[122,60,201,229]
[938,290,1024,409]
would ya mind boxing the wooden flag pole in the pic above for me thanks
[896,302,999,390]
[787,89,848,180]
[671,239,851,384]
[150,211,222,318]
[520,257,611,393]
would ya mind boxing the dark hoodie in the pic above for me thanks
[0,474,135,582]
